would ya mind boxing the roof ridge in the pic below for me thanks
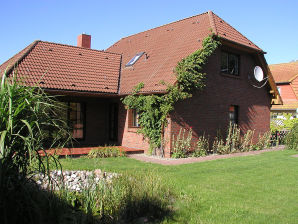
[207,11,218,35]
[39,40,122,56]
[211,12,262,51]
[117,11,209,41]
[270,61,298,66]
[3,40,39,76]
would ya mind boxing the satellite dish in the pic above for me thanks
[254,66,264,82]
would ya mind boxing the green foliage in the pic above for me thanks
[171,128,193,158]
[270,113,298,132]
[57,171,174,223]
[285,123,298,150]
[122,35,220,155]
[192,135,208,157]
[87,147,126,158]
[0,72,72,223]
[59,150,298,224]
[213,123,271,154]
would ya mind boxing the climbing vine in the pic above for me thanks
[122,34,221,156]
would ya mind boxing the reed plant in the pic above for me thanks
[0,72,71,223]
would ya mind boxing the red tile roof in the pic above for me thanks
[269,61,298,83]
[0,41,122,94]
[1,11,265,95]
[107,11,264,94]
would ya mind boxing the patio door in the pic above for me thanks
[109,103,118,141]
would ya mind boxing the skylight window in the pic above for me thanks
[125,52,145,67]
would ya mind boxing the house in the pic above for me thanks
[269,61,298,118]
[0,11,281,157]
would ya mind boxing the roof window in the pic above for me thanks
[125,52,144,67]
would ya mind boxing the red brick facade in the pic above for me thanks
[118,47,272,157]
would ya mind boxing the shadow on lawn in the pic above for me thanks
[0,171,174,224]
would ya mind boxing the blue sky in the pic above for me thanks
[1,0,297,65]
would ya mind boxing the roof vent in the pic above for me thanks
[78,53,82,56]
[39,81,45,84]
[71,84,76,87]
[49,49,53,51]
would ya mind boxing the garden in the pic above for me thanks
[1,34,297,224]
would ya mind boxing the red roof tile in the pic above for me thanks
[0,41,121,94]
[107,11,264,94]
[269,61,298,83]
[1,11,265,95]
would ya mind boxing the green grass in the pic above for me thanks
[60,150,298,224]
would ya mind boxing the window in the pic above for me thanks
[229,105,239,125]
[221,52,239,75]
[129,109,140,127]
[125,52,145,67]
[109,103,118,141]
[68,102,85,139]
[277,87,281,95]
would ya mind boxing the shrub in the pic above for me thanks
[285,123,298,150]
[251,131,271,151]
[87,147,126,158]
[239,130,255,151]
[192,135,208,157]
[171,128,192,158]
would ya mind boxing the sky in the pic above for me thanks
[0,0,297,65]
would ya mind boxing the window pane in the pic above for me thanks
[132,109,140,127]
[229,105,239,125]
[68,102,84,139]
[228,54,239,75]
[221,52,228,73]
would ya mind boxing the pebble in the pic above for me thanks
[32,169,118,192]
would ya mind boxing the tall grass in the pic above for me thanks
[58,171,174,223]
[0,72,71,223]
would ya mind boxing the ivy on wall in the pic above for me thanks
[122,34,221,156]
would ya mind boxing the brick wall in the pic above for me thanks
[118,102,172,157]
[169,47,272,156]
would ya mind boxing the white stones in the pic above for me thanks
[32,170,118,193]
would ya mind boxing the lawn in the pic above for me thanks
[59,150,298,224]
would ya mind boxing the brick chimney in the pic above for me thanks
[77,34,91,48]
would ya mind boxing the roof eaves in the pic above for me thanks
[220,37,265,53]
[4,40,40,76]
[256,54,283,105]
[288,73,298,83]
[117,54,123,94]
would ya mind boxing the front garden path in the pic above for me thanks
[128,145,285,165]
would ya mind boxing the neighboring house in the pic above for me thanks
[0,11,280,157]
[269,61,298,118]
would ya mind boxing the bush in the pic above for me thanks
[87,147,126,158]
[192,135,208,157]
[171,128,192,158]
[285,123,298,150]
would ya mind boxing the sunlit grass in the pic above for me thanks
[60,150,298,224]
